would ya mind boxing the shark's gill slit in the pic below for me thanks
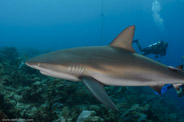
[79,65,84,74]
[70,65,74,74]
[75,65,79,74]
[79,65,85,75]
[70,65,81,75]
[74,65,77,74]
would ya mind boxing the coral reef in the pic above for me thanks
[0,46,184,121]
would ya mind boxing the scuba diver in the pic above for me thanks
[155,84,184,97]
[133,40,168,58]
[133,40,184,97]
[154,64,184,97]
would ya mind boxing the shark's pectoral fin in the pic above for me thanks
[80,76,119,111]
[150,84,165,95]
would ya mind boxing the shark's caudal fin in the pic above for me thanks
[109,25,136,53]
[80,76,119,111]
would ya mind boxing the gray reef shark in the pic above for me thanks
[26,25,184,111]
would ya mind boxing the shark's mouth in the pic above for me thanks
[26,62,79,81]
[40,70,79,81]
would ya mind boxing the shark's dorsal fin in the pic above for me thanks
[110,25,136,52]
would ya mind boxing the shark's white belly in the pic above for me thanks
[93,74,153,86]
[89,69,183,86]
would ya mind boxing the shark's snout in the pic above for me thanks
[26,60,36,66]
[26,63,37,70]
[26,58,41,69]
[26,62,36,68]
[25,54,47,67]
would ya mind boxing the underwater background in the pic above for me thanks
[0,0,184,121]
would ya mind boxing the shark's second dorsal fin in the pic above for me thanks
[168,66,184,74]
[110,25,136,52]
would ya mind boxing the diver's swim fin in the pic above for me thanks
[80,76,119,111]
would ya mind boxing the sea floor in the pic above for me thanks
[0,47,184,122]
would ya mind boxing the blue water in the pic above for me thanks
[0,0,184,121]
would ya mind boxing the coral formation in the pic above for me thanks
[0,46,184,121]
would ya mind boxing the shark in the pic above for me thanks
[26,25,184,111]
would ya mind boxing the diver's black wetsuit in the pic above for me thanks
[133,40,168,58]
[133,40,184,96]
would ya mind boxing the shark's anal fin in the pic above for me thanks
[150,85,165,94]
[173,84,182,91]
[80,76,119,111]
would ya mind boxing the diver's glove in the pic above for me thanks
[176,85,184,97]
